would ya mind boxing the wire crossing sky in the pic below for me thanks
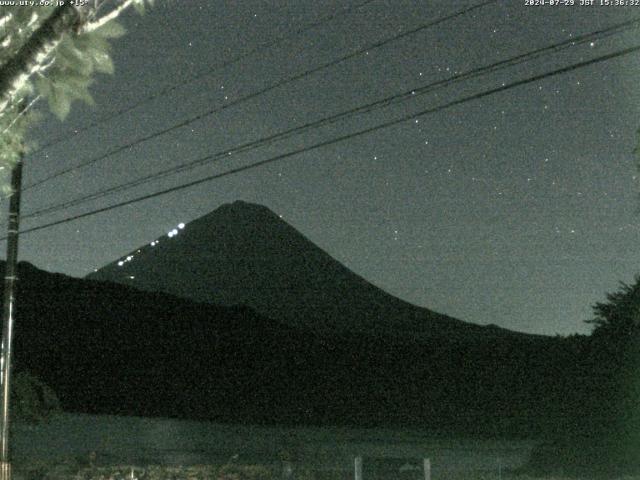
[12,42,640,231]
[24,0,497,190]
[10,0,640,336]
[18,23,640,221]
[26,0,381,159]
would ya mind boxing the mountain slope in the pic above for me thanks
[87,200,529,342]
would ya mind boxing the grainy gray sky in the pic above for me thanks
[10,0,640,335]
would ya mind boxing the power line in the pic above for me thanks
[27,0,379,155]
[9,43,640,240]
[24,0,498,191]
[19,17,640,221]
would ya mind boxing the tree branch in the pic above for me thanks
[0,13,13,30]
[0,4,86,116]
[80,0,134,34]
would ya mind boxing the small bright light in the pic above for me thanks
[178,223,185,229]
[168,232,174,238]
[126,255,133,261]
[172,229,178,235]
[118,261,124,267]
[129,276,135,279]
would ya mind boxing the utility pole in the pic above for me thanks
[0,158,23,480]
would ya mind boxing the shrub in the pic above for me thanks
[11,371,61,424]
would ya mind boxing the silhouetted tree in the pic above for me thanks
[588,277,640,456]
[529,277,640,476]
[589,276,640,341]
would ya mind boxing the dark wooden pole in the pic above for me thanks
[0,159,23,480]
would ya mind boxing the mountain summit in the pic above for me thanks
[87,200,526,341]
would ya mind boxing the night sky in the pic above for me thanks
[7,0,640,336]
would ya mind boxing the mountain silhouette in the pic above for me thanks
[87,200,532,342]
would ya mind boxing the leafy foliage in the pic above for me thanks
[0,7,55,67]
[0,1,153,189]
[0,102,34,194]
[34,21,126,119]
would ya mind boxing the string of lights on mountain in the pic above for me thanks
[6,0,640,336]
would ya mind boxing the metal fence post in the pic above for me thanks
[423,458,431,480]
[354,456,362,480]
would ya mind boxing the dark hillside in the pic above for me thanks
[1,262,574,436]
